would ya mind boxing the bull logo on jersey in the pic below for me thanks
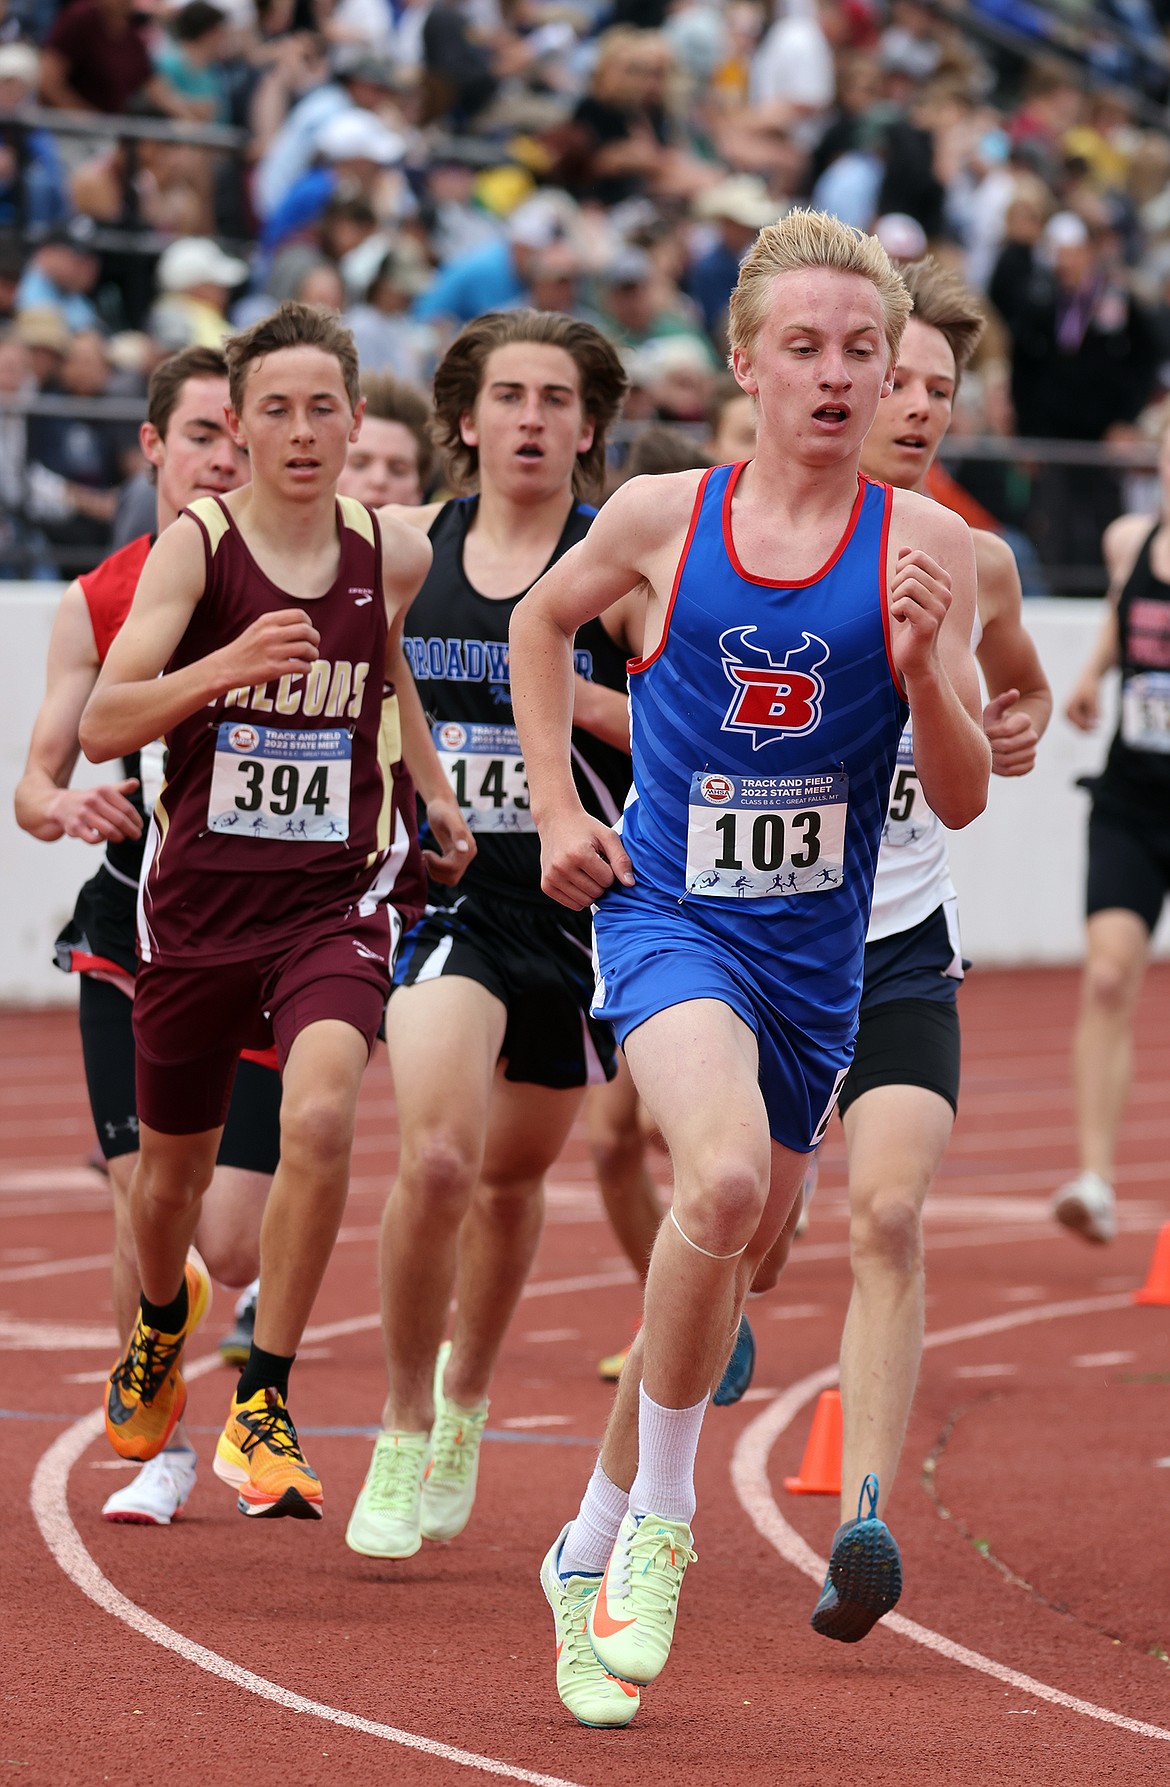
[719,627,829,750]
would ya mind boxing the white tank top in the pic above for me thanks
[866,612,982,942]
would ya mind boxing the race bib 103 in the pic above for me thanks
[684,769,848,899]
[207,722,352,841]
[434,720,535,834]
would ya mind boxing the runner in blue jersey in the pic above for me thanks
[510,211,992,1724]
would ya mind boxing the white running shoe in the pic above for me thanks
[102,1447,197,1525]
[1052,1171,1116,1244]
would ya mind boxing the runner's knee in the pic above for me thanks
[279,1093,355,1174]
[1082,948,1144,1017]
[674,1156,769,1254]
[851,1191,923,1277]
[399,1130,478,1214]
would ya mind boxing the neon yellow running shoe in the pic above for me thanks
[421,1340,489,1543]
[540,1526,641,1728]
[104,1252,211,1462]
[345,1430,429,1558]
[587,1510,696,1686]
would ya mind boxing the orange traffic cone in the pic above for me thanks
[1133,1222,1170,1306]
[784,1388,842,1494]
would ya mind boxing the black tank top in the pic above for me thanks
[402,496,632,903]
[1099,522,1170,827]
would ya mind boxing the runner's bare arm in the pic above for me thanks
[511,478,693,907]
[15,578,143,844]
[888,492,989,828]
[1065,512,1143,730]
[80,517,320,761]
[379,509,475,885]
[973,529,1052,778]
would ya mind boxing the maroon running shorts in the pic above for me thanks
[133,906,398,1136]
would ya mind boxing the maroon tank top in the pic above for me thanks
[138,494,424,966]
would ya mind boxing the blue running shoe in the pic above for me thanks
[810,1473,902,1643]
[713,1313,755,1406]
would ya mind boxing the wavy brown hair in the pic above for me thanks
[432,309,628,501]
[146,344,228,439]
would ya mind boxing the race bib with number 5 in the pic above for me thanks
[433,720,535,833]
[1121,671,1170,754]
[684,769,848,899]
[208,722,352,841]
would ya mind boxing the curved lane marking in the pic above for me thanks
[731,1291,1170,1745]
[28,1286,635,1787]
[30,1348,588,1787]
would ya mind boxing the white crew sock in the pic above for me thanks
[559,1459,629,1578]
[628,1382,707,1524]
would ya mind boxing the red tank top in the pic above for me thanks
[138,494,424,966]
[79,533,153,664]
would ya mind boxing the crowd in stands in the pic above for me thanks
[5,0,1170,586]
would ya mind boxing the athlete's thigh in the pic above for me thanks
[281,1018,370,1131]
[622,997,770,1172]
[482,1067,584,1185]
[842,1082,955,1212]
[385,974,508,1142]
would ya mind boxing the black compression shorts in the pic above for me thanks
[1086,802,1170,934]
[78,974,282,1169]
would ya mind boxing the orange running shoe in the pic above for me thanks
[213,1386,323,1519]
[104,1253,211,1462]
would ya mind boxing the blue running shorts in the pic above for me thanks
[592,886,851,1154]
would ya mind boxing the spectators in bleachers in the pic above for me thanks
[2,0,1170,583]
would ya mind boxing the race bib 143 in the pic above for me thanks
[434,720,535,834]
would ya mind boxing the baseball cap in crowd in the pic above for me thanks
[695,175,781,233]
[0,42,39,83]
[317,110,406,167]
[874,212,928,261]
[507,193,573,250]
[15,308,71,354]
[1042,211,1090,255]
[601,246,654,288]
[156,237,250,293]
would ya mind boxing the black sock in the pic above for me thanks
[141,1279,189,1335]
[237,1344,295,1404]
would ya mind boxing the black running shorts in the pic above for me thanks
[393,888,618,1089]
[836,905,964,1119]
[1086,802,1170,934]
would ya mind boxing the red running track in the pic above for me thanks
[1,966,1169,1786]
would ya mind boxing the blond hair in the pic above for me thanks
[728,210,912,365]
[898,256,986,385]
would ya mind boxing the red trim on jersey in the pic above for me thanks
[67,951,136,998]
[720,460,866,590]
[873,478,906,698]
[78,534,153,665]
[629,466,713,676]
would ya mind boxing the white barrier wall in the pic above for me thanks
[1,588,1166,1005]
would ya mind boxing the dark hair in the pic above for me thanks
[172,1,226,41]
[624,424,710,479]
[360,371,436,490]
[899,257,986,385]
[146,344,228,439]
[225,300,360,415]
[432,309,628,500]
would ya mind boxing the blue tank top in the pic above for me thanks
[618,460,908,1038]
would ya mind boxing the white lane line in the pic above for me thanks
[1072,1352,1136,1369]
[26,1266,637,1782]
[30,1386,586,1786]
[0,1252,111,1284]
[953,1364,1017,1379]
[731,1292,1170,1746]
[0,1316,117,1351]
